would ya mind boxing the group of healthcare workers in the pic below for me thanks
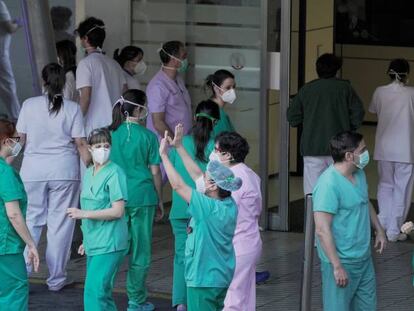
[0,11,265,311]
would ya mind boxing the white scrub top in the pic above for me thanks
[63,71,79,103]
[123,70,141,90]
[16,95,86,181]
[369,81,414,163]
[0,1,11,57]
[76,52,126,135]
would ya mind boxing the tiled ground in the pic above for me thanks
[32,223,414,310]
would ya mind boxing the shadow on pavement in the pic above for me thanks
[29,282,172,310]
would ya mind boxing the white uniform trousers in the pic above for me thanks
[377,161,414,239]
[0,55,20,120]
[23,180,79,290]
[303,156,333,195]
[223,247,262,311]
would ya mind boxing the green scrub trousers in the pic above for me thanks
[0,253,28,311]
[84,250,125,311]
[126,205,156,305]
[187,287,228,311]
[321,257,376,311]
[170,218,189,307]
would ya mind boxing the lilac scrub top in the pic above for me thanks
[146,69,193,139]
[230,163,263,256]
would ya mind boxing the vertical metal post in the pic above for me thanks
[259,0,269,230]
[278,0,291,231]
[301,194,315,311]
[21,0,57,95]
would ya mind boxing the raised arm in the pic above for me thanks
[160,131,192,203]
[169,124,203,181]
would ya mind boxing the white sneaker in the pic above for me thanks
[388,233,407,242]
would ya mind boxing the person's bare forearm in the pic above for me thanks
[154,120,173,138]
[316,226,342,268]
[6,202,36,247]
[151,166,163,203]
[369,204,385,233]
[176,145,203,181]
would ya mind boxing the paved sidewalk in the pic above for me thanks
[31,221,414,310]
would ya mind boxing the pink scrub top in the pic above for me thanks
[230,163,263,256]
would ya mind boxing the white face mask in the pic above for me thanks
[7,139,22,157]
[134,61,147,76]
[195,175,206,193]
[209,151,232,164]
[221,88,237,104]
[214,83,237,104]
[195,175,215,194]
[91,147,110,165]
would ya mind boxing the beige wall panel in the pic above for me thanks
[306,0,334,30]
[341,45,414,60]
[290,31,299,94]
[305,27,334,82]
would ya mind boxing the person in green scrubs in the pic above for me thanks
[313,131,386,311]
[204,70,236,136]
[0,118,39,311]
[168,100,220,311]
[108,90,163,311]
[161,124,242,311]
[67,128,128,311]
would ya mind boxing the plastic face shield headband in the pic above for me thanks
[84,25,105,36]
[389,69,408,82]
[112,96,148,120]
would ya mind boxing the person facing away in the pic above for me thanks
[0,0,22,121]
[16,63,90,292]
[114,45,146,90]
[204,69,237,136]
[313,131,386,311]
[146,40,192,140]
[168,99,220,311]
[369,58,414,242]
[160,123,242,311]
[287,53,365,195]
[109,89,163,311]
[75,16,127,136]
[56,40,78,102]
[50,6,75,43]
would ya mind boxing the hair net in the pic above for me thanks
[207,160,242,192]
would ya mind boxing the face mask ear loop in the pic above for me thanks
[124,109,131,142]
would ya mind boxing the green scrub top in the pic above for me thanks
[169,135,214,219]
[80,161,129,256]
[185,190,237,288]
[110,122,161,208]
[313,165,371,263]
[213,107,235,137]
[0,158,27,255]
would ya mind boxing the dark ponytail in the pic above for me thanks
[204,69,235,98]
[109,89,147,131]
[42,63,66,116]
[113,46,144,68]
[192,100,220,162]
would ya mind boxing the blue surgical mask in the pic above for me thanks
[354,150,370,169]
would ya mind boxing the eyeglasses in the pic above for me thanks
[10,137,20,142]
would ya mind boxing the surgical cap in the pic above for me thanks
[207,160,242,192]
